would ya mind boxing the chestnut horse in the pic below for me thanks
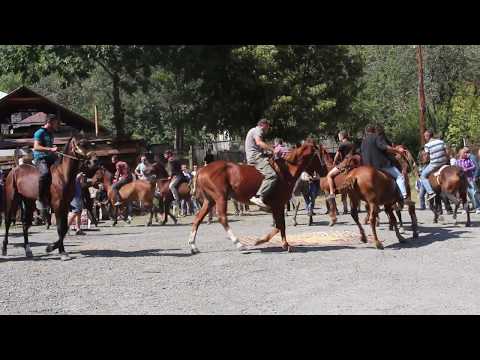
[188,143,318,254]
[91,167,159,226]
[418,150,470,226]
[2,137,92,260]
[340,158,419,250]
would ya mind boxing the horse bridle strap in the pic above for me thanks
[57,151,81,161]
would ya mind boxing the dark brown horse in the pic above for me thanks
[341,160,419,250]
[3,137,92,260]
[188,143,318,254]
[418,150,470,226]
[144,162,192,225]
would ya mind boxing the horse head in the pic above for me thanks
[285,142,318,171]
[62,137,96,161]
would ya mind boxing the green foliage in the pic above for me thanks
[445,83,480,149]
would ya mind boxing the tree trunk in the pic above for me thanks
[112,73,125,137]
[175,124,184,152]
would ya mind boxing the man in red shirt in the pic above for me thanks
[111,155,133,206]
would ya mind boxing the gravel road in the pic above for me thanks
[1,202,479,314]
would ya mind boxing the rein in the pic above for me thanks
[57,151,82,161]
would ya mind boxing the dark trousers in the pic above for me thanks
[112,175,133,203]
[37,159,53,202]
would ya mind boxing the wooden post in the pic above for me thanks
[94,105,99,137]
[416,45,427,146]
[189,145,193,169]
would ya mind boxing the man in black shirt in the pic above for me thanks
[361,124,412,205]
[326,131,354,199]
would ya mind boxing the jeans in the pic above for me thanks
[169,176,182,202]
[380,166,407,198]
[420,163,439,194]
[418,183,426,209]
[303,181,319,213]
[466,179,480,210]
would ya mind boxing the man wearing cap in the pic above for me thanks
[111,155,133,206]
[245,118,277,209]
[33,114,59,211]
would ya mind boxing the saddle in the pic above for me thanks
[433,165,449,178]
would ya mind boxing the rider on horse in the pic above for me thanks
[361,124,412,205]
[420,130,449,202]
[326,131,354,200]
[164,150,183,211]
[33,114,59,212]
[111,155,133,206]
[245,118,276,209]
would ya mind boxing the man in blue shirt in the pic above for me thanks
[33,114,59,210]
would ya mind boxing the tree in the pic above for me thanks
[0,45,164,137]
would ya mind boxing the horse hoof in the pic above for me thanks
[45,244,54,253]
[293,222,297,227]
[398,236,406,243]
[190,247,200,255]
[25,250,33,258]
[2,249,7,256]
[399,227,406,234]
[375,243,384,250]
[237,244,248,251]
[329,220,336,227]
[146,222,152,227]
[287,246,294,253]
[60,253,71,261]
[360,237,368,244]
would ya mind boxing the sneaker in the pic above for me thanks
[249,196,270,209]
[426,193,437,202]
[114,201,122,206]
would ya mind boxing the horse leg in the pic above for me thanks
[349,195,367,243]
[21,200,34,258]
[188,199,214,254]
[385,205,405,243]
[460,190,471,227]
[327,196,337,226]
[47,210,70,261]
[342,193,348,214]
[368,203,383,250]
[395,209,405,234]
[215,197,246,251]
[292,198,300,226]
[2,195,19,257]
[274,207,292,252]
[363,202,370,225]
[408,203,419,239]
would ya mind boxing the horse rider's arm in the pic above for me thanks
[33,140,56,153]
[254,136,274,152]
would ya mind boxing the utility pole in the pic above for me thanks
[416,45,427,146]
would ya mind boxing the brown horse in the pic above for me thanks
[341,159,419,250]
[188,143,318,254]
[418,150,470,226]
[91,167,159,226]
[3,137,92,260]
